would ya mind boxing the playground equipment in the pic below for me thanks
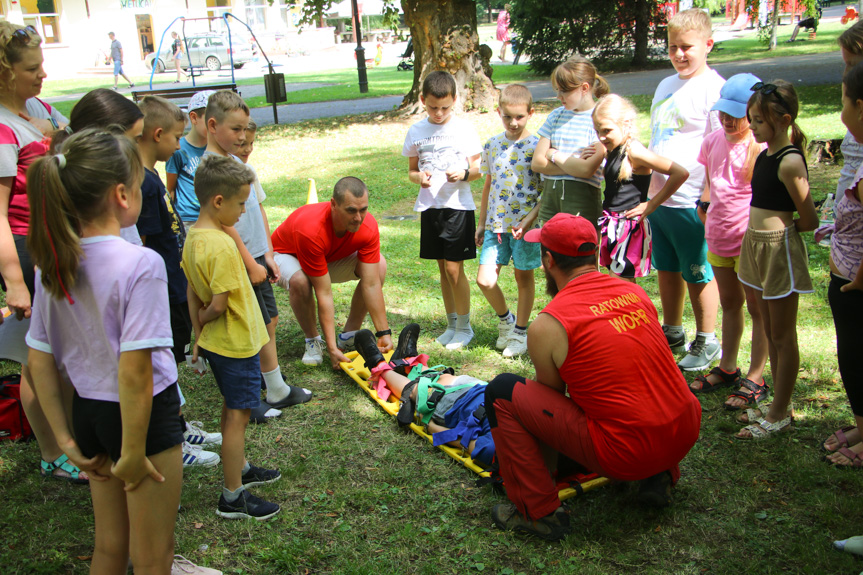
[842,6,859,25]
[143,14,288,124]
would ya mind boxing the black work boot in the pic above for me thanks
[355,329,385,368]
[390,323,420,375]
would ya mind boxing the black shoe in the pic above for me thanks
[396,380,418,428]
[217,489,280,520]
[355,329,385,368]
[391,323,420,363]
[268,385,313,409]
[241,463,281,488]
[637,471,673,508]
[491,504,570,541]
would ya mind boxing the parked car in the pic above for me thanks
[146,33,255,73]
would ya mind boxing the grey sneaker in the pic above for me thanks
[663,325,687,354]
[491,503,570,541]
[336,332,355,351]
[302,339,324,366]
[677,335,721,372]
[496,321,515,350]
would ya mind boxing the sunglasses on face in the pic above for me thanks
[11,26,38,45]
[751,81,791,114]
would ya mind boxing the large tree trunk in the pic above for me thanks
[400,0,497,114]
[768,0,780,50]
[632,0,651,67]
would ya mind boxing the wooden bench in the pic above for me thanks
[131,83,239,106]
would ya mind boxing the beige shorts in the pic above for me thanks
[274,252,360,291]
[737,225,813,299]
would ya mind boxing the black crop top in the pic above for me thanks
[750,146,807,212]
[602,145,651,212]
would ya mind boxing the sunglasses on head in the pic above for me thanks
[11,26,38,45]
[751,81,791,114]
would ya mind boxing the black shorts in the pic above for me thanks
[0,234,35,297]
[419,208,476,262]
[252,255,278,325]
[73,383,184,462]
[169,302,193,364]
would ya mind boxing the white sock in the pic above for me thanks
[436,313,458,345]
[696,331,716,343]
[455,313,472,332]
[339,331,357,342]
[664,324,685,336]
[499,310,515,324]
[305,335,322,344]
[262,367,290,403]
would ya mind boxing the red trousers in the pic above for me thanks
[486,374,682,521]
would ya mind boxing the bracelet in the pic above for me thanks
[549,151,558,165]
[49,117,58,129]
[375,329,392,338]
[462,168,470,181]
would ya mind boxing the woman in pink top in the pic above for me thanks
[689,74,769,412]
[823,62,863,467]
[0,22,86,483]
[496,4,512,62]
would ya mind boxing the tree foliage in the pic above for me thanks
[511,0,667,75]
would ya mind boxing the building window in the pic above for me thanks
[20,0,60,44]
[244,0,267,30]
[280,1,301,30]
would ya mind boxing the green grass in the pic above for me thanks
[708,21,847,65]
[1,84,860,574]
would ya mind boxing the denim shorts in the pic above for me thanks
[198,348,261,410]
[647,205,713,284]
[478,229,541,271]
[113,61,123,75]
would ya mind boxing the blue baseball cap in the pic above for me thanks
[712,73,761,119]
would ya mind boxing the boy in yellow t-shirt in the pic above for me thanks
[181,154,280,520]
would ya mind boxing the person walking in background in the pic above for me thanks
[108,31,134,91]
[171,31,188,84]
[497,4,512,62]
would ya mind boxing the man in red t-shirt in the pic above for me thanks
[272,177,392,369]
[485,213,701,541]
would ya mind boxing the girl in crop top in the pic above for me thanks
[553,94,687,281]
[823,62,863,467]
[735,80,818,440]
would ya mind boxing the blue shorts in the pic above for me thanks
[478,229,541,271]
[198,348,261,410]
[647,205,713,284]
[113,61,123,75]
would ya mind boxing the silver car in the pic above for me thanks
[146,33,254,73]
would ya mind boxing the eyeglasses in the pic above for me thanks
[751,81,791,114]
[11,26,38,45]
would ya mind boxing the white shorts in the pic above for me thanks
[274,252,360,290]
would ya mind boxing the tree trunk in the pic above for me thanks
[400,0,497,114]
[631,0,651,67]
[768,0,780,50]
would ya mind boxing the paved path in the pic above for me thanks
[244,50,844,126]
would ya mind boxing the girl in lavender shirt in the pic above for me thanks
[823,63,863,468]
[25,129,185,573]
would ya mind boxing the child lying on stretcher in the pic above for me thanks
[354,325,494,466]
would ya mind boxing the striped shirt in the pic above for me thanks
[537,106,602,188]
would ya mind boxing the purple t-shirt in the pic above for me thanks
[832,162,863,282]
[26,236,177,402]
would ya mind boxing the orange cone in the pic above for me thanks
[307,178,318,204]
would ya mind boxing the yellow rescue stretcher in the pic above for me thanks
[340,351,610,501]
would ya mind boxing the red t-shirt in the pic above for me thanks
[542,272,701,480]
[271,202,380,277]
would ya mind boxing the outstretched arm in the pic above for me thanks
[356,259,393,352]
[626,141,689,220]
[308,272,350,369]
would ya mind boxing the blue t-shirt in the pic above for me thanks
[138,168,187,305]
[166,137,206,222]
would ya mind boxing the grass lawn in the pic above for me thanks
[1,83,860,574]
[708,21,850,65]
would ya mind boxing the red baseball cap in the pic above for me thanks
[524,213,597,256]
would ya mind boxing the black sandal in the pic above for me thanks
[690,366,741,394]
[724,377,769,411]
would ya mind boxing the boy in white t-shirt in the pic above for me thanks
[402,72,482,350]
[647,8,725,372]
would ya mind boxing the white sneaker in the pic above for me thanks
[184,420,222,446]
[502,332,527,358]
[445,327,474,350]
[182,441,220,468]
[496,321,515,350]
[302,339,324,366]
[172,555,223,574]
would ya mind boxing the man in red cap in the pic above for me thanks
[485,213,701,541]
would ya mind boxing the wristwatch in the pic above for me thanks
[696,200,710,212]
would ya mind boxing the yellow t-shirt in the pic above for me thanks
[181,227,268,358]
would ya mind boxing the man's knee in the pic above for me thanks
[287,270,310,294]
[484,373,525,428]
